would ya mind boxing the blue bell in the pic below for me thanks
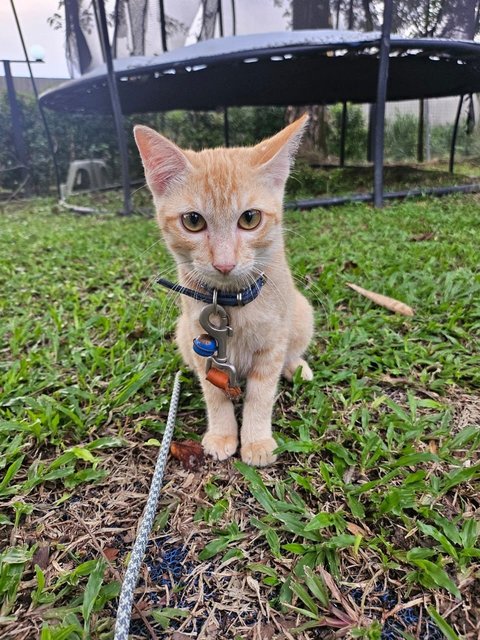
[193,333,217,357]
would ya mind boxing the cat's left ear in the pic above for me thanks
[253,114,308,186]
[134,125,191,197]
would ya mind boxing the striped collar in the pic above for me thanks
[156,275,265,306]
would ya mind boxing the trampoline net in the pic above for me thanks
[2,1,480,200]
[64,0,477,77]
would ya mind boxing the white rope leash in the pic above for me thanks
[114,370,182,640]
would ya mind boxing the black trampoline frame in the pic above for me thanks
[37,0,480,213]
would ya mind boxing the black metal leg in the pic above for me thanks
[373,0,394,208]
[417,99,424,163]
[3,60,29,191]
[9,0,62,199]
[159,0,168,51]
[339,101,348,167]
[223,106,230,147]
[449,95,464,174]
[367,104,375,163]
[94,0,132,215]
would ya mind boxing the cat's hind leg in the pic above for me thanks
[282,290,314,382]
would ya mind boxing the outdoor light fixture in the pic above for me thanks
[29,44,46,62]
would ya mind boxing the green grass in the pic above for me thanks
[1,192,479,640]
[286,163,480,200]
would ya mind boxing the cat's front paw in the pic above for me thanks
[202,433,238,461]
[241,438,277,467]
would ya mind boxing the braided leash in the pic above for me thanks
[114,370,182,640]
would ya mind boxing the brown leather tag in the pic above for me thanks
[206,367,242,400]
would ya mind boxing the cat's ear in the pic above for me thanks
[253,114,308,186]
[134,125,191,196]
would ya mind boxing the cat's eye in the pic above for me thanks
[181,212,206,232]
[238,209,261,230]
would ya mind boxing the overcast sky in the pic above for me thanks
[0,1,287,79]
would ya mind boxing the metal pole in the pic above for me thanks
[373,0,394,208]
[425,99,431,161]
[449,95,464,174]
[231,0,236,35]
[218,0,224,36]
[9,0,62,199]
[417,99,424,163]
[3,60,29,190]
[339,101,348,167]
[159,0,168,52]
[223,106,230,147]
[367,104,375,162]
[93,0,132,215]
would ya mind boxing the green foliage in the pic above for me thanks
[1,192,479,637]
[2,92,479,199]
[384,109,480,161]
[384,113,418,160]
[328,103,368,161]
[0,546,33,615]
[0,97,284,195]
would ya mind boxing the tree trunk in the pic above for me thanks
[292,0,331,29]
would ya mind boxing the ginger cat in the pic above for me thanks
[134,115,313,467]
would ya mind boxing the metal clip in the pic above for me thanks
[198,296,238,388]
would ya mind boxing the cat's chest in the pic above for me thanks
[184,285,291,377]
[218,304,287,377]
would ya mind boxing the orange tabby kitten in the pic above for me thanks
[134,115,313,467]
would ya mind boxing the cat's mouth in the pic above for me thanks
[182,261,259,293]
[198,267,261,292]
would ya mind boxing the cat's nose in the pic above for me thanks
[213,263,235,274]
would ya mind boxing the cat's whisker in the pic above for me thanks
[136,260,194,331]
[250,263,289,310]
[282,225,311,243]
[131,183,148,195]
[252,256,328,318]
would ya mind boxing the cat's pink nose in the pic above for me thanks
[213,263,235,274]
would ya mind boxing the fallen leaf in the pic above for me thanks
[346,522,368,537]
[346,282,415,317]
[103,547,119,561]
[409,232,435,242]
[170,440,204,470]
[32,545,50,570]
[261,623,276,640]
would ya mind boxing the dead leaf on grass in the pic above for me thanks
[103,547,119,561]
[409,232,435,242]
[32,545,50,570]
[346,282,415,317]
[346,522,369,537]
[170,440,205,470]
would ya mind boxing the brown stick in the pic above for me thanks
[346,282,415,317]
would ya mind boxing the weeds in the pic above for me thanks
[1,193,479,638]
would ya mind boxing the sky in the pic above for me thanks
[0,1,287,79]
[0,1,70,78]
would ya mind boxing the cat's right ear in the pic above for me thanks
[134,125,190,196]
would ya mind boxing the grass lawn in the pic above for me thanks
[1,193,479,640]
